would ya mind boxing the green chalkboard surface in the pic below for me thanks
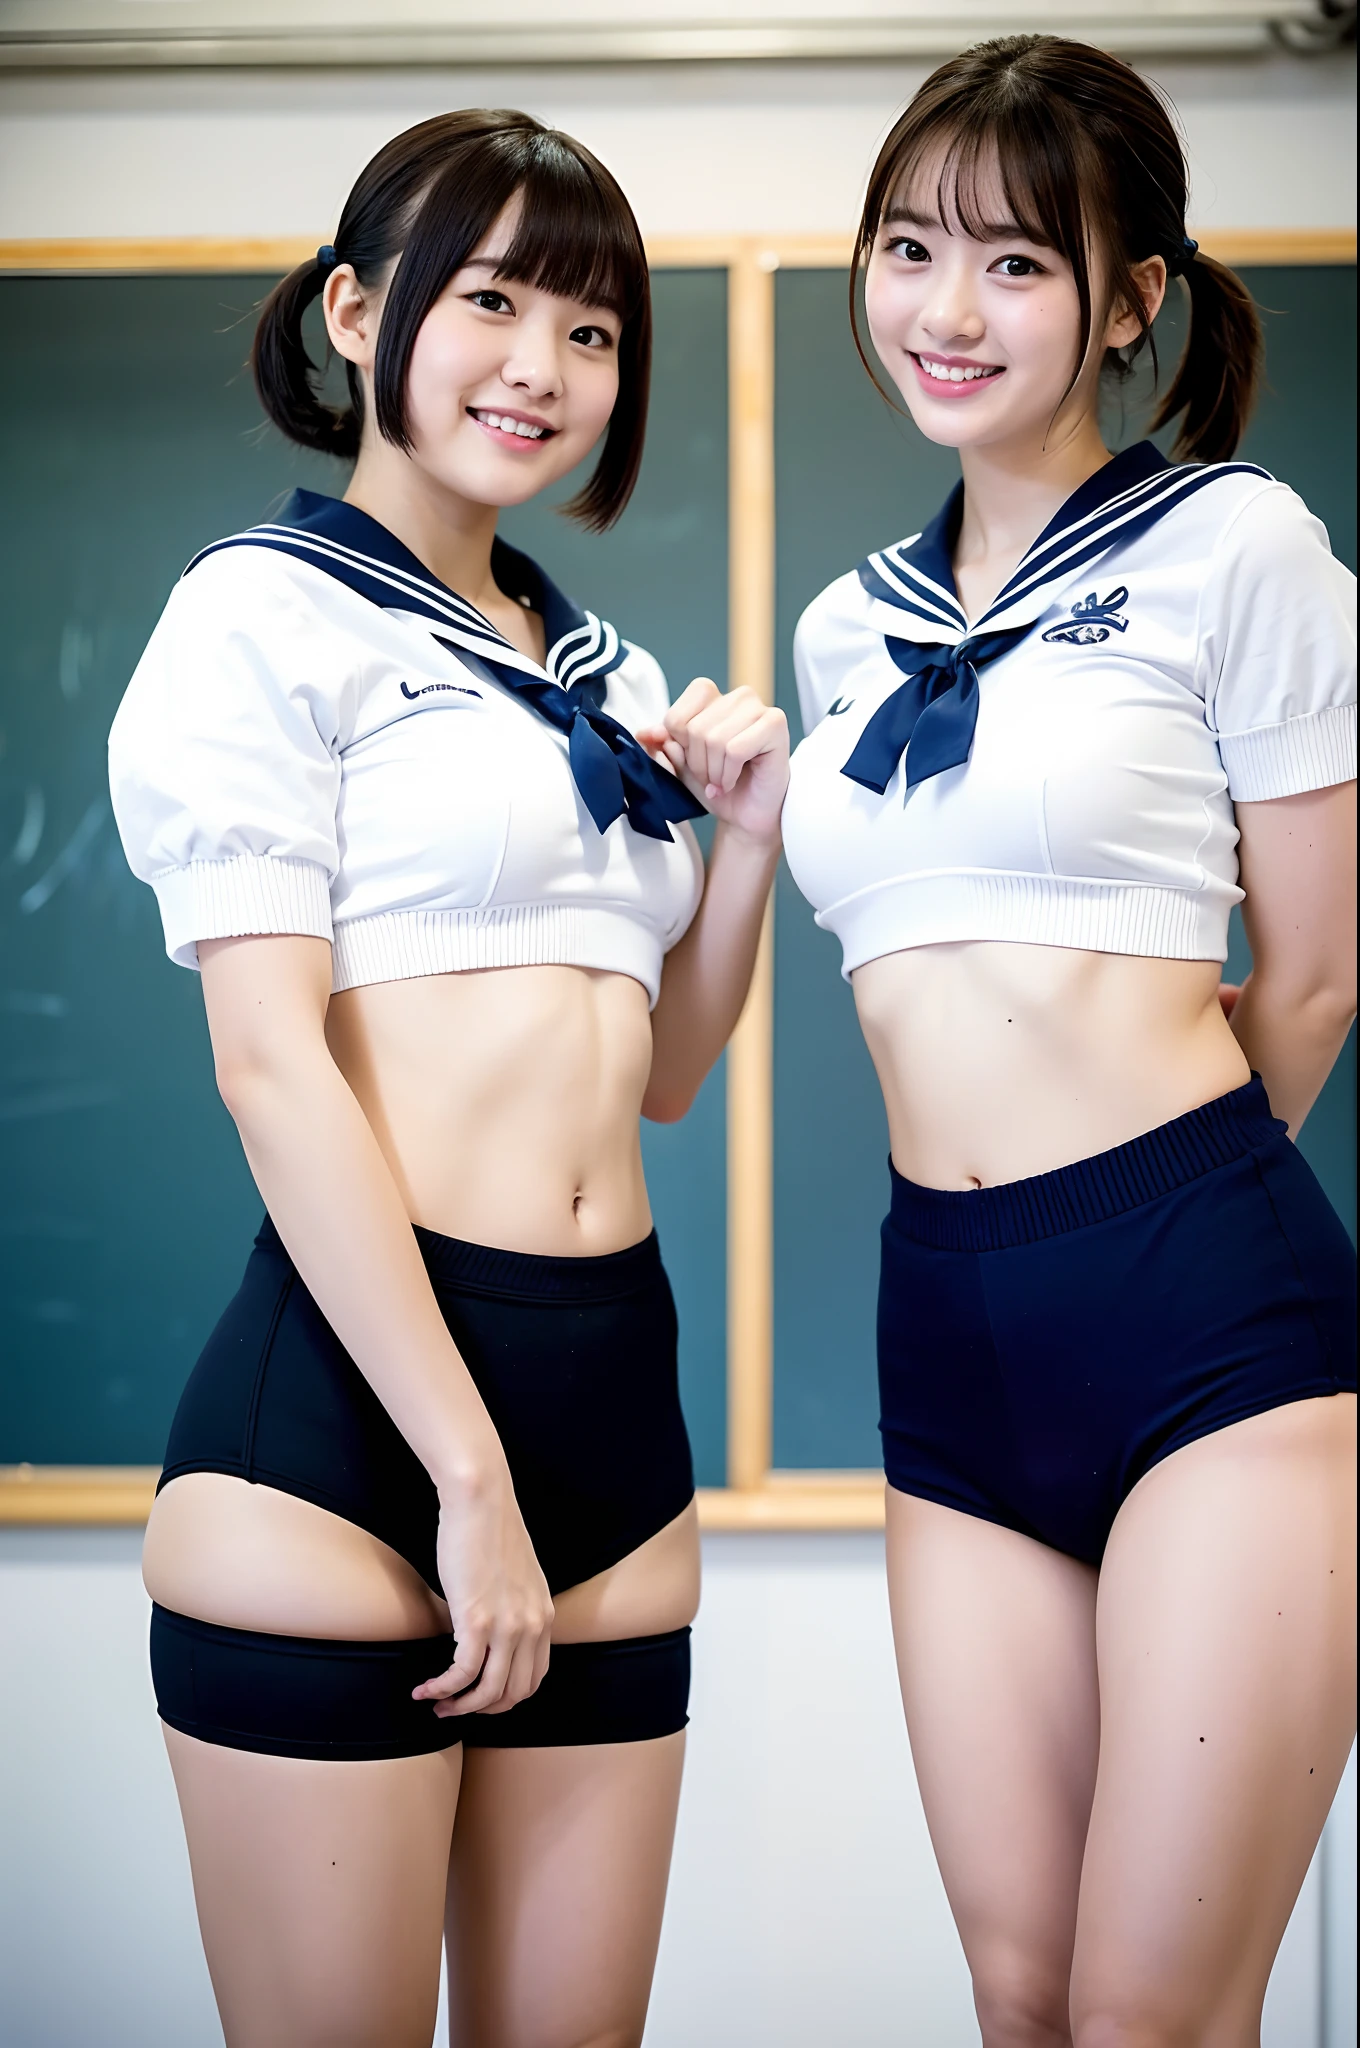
[772,264,1358,1471]
[0,269,730,1479]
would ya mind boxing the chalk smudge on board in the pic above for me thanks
[3,993,69,1019]
[7,788,44,868]
[59,622,93,703]
[18,800,108,915]
[0,1083,118,1122]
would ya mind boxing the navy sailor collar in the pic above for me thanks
[858,440,1268,645]
[185,489,706,843]
[187,487,629,695]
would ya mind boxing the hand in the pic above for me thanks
[638,678,789,844]
[411,1460,553,1719]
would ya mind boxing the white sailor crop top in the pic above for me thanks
[781,441,1357,975]
[108,491,706,1007]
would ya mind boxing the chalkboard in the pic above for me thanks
[0,268,730,1481]
[771,263,1358,1471]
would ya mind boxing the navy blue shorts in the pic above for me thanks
[153,1219,695,1756]
[878,1079,1357,1565]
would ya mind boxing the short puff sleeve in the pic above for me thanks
[793,571,873,737]
[1199,483,1357,802]
[108,548,356,970]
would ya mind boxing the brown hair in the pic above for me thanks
[851,36,1263,461]
[251,109,651,530]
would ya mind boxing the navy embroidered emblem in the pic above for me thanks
[826,695,854,716]
[1041,586,1130,645]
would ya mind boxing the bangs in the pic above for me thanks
[392,124,646,334]
[494,148,646,320]
[878,103,1095,271]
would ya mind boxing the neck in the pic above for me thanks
[954,410,1112,574]
[344,444,503,608]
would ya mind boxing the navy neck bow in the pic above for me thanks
[841,624,1034,795]
[843,441,1264,798]
[186,491,706,845]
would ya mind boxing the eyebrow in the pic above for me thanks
[881,207,1039,244]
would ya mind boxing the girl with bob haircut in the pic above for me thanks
[110,110,789,2047]
[782,37,1356,2044]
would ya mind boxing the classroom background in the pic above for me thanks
[1,4,1355,2042]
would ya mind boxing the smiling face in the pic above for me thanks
[863,154,1160,458]
[325,198,624,514]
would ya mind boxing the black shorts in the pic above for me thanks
[878,1078,1356,1566]
[151,1218,696,1758]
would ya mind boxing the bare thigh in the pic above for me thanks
[164,1729,461,2048]
[147,1477,461,2046]
[1071,1395,1358,2048]
[886,1486,1100,2044]
[443,1505,699,2047]
[445,1732,686,2048]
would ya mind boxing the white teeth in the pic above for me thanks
[919,358,999,384]
[476,410,547,438]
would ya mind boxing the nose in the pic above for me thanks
[920,261,986,348]
[500,319,565,403]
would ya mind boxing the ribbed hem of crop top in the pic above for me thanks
[150,853,673,1004]
[823,872,1229,975]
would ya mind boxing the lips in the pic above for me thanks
[468,408,556,443]
[910,353,1005,396]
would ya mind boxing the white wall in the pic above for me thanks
[0,50,1354,246]
[0,1528,1349,2048]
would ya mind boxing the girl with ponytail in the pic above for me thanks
[782,37,1356,2041]
[110,109,788,2045]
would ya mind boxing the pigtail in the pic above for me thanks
[1150,252,1263,464]
[250,256,362,460]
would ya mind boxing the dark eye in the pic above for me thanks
[570,324,614,350]
[992,255,1043,278]
[468,289,513,313]
[886,236,931,264]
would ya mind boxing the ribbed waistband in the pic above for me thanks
[886,1077,1285,1252]
[254,1213,663,1303]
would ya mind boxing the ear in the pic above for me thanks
[321,265,377,371]
[1105,254,1168,351]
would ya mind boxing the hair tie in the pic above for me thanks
[1166,235,1199,277]
[316,244,338,272]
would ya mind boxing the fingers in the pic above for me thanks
[468,1631,551,1717]
[663,677,722,737]
[416,1614,553,1719]
[668,692,787,798]
[411,1626,488,1705]
[707,707,789,795]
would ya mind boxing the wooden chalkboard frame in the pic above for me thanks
[0,226,1353,1529]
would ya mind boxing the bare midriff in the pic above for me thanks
[144,961,700,1643]
[852,941,1251,1192]
[323,962,657,1258]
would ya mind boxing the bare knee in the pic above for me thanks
[1071,2000,1197,2048]
[972,1945,1073,2048]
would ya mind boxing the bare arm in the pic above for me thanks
[638,680,788,1122]
[1228,780,1357,1136]
[198,932,552,1714]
